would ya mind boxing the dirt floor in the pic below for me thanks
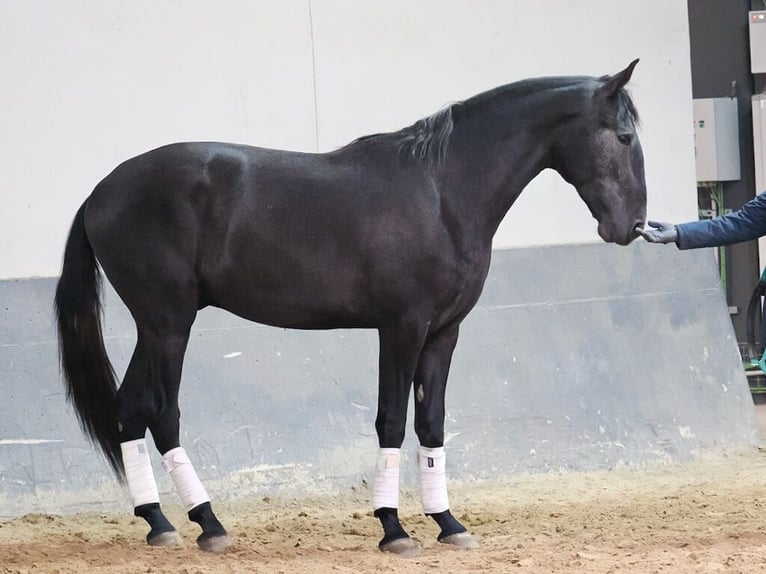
[3,410,766,573]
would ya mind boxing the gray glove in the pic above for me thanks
[637,221,678,244]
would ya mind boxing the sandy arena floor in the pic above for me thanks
[3,409,766,573]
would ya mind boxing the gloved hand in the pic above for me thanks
[637,221,678,244]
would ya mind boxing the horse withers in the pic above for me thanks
[55,60,646,554]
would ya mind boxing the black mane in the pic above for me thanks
[396,105,455,168]
[347,105,456,169]
[347,75,639,168]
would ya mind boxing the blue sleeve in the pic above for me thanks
[676,191,766,250]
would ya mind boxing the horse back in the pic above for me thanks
[83,142,486,330]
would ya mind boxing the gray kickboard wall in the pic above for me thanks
[0,242,759,517]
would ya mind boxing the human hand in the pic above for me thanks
[637,221,678,244]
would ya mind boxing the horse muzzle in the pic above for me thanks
[597,220,644,246]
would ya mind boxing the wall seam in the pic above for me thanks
[308,0,320,151]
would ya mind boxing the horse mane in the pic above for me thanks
[346,76,639,168]
[464,75,640,128]
[347,105,456,169]
[396,105,455,168]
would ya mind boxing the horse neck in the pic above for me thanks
[441,86,585,243]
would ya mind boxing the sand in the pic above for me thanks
[3,442,766,573]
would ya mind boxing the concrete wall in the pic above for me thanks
[0,243,758,517]
[0,0,695,279]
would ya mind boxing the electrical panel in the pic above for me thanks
[750,11,766,73]
[693,98,740,182]
[752,95,766,272]
[753,95,766,193]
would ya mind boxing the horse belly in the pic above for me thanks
[204,253,376,329]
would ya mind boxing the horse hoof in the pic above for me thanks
[197,533,232,553]
[380,537,421,557]
[439,531,479,549]
[147,530,182,547]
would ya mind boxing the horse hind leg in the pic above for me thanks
[117,339,181,547]
[141,325,231,553]
[159,448,230,552]
[151,400,231,553]
[119,303,230,552]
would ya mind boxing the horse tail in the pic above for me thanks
[54,200,124,478]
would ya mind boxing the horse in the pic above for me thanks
[54,59,646,555]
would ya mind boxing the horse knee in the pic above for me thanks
[414,416,444,448]
[375,417,406,448]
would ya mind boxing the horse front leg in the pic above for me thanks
[413,325,478,549]
[373,318,429,556]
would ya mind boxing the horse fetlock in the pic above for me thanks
[429,509,467,538]
[374,507,409,544]
[134,502,180,547]
[188,501,226,532]
[375,506,419,558]
[189,501,231,552]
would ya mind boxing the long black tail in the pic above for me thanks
[54,201,124,477]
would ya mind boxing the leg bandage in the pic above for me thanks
[162,447,210,512]
[121,438,160,507]
[419,446,449,514]
[372,448,400,510]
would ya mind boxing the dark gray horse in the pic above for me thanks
[55,60,646,555]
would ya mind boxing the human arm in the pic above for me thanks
[640,191,766,249]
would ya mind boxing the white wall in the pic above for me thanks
[0,0,696,279]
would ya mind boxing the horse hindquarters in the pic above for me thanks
[69,185,232,551]
[105,262,231,551]
[117,320,230,551]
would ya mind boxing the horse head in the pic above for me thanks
[551,59,646,246]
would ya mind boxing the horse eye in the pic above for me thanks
[617,134,632,146]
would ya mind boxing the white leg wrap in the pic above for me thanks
[372,448,400,510]
[121,438,160,507]
[162,447,210,512]
[419,446,449,514]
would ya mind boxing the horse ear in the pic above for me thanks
[597,59,639,99]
